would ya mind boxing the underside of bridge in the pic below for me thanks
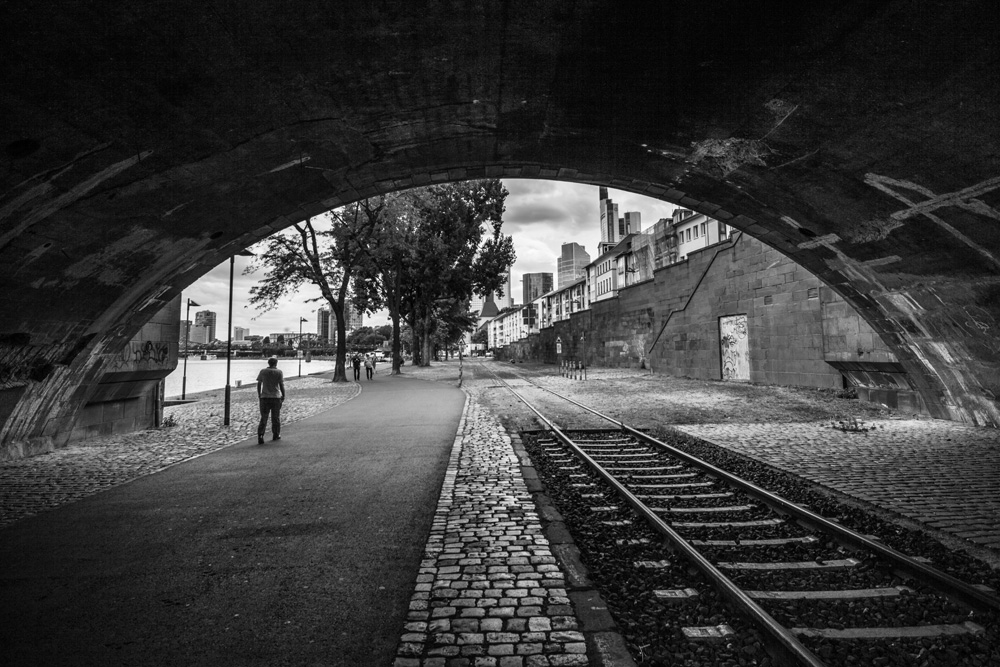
[2,0,999,456]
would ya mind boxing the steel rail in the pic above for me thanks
[486,367,828,667]
[524,376,1000,614]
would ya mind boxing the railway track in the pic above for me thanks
[476,362,999,667]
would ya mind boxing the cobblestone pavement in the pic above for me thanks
[674,420,1000,553]
[394,397,590,667]
[0,377,359,528]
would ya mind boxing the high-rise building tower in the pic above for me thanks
[557,242,591,288]
[345,298,364,331]
[598,187,619,254]
[194,310,217,343]
[497,268,514,308]
[233,326,249,341]
[622,211,641,236]
[471,268,514,313]
[522,272,553,304]
[316,308,332,342]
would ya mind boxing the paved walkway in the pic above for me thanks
[393,398,592,667]
[675,419,1000,553]
[0,376,359,528]
[3,363,999,665]
[0,374,468,666]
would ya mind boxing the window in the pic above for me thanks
[686,229,691,242]
[700,222,706,237]
[693,226,699,239]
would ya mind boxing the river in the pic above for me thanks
[164,357,338,398]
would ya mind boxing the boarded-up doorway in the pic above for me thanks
[719,314,750,381]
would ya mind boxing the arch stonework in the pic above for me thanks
[2,1,999,455]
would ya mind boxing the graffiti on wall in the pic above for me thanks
[719,314,750,381]
[107,341,173,371]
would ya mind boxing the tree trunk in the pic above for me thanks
[388,268,403,376]
[420,310,434,367]
[409,311,422,367]
[331,301,349,382]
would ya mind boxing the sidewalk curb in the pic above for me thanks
[509,430,639,667]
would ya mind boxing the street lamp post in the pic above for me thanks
[224,251,254,426]
[299,317,308,377]
[181,297,200,400]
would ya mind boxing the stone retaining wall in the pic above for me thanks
[500,235,926,414]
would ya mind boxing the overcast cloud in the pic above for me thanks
[181,181,678,336]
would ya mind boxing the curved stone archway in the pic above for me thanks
[2,1,999,454]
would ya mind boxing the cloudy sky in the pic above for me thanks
[180,180,678,337]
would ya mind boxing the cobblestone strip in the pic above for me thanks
[675,420,1000,551]
[395,397,589,667]
[0,378,359,528]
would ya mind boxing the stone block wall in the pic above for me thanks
[68,296,181,443]
[500,234,927,415]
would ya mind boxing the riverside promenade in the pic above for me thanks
[2,361,999,666]
[1,372,472,666]
[0,369,616,667]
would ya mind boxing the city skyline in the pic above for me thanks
[180,181,678,335]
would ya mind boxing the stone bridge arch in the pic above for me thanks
[2,0,999,455]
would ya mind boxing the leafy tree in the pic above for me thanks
[246,203,382,382]
[352,194,422,375]
[470,327,488,347]
[356,180,514,367]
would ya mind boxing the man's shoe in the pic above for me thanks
[272,436,281,441]
[257,436,265,444]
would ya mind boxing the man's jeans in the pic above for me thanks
[258,397,282,439]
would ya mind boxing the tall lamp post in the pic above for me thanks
[181,298,200,400]
[224,250,255,426]
[298,317,308,377]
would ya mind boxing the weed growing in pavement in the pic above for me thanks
[830,416,881,433]
[161,414,178,428]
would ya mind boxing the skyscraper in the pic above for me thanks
[599,187,641,254]
[233,326,249,341]
[316,301,364,344]
[623,211,642,236]
[522,272,553,304]
[194,310,217,343]
[497,268,514,308]
[317,308,332,342]
[557,242,590,288]
[471,268,514,314]
[598,187,618,253]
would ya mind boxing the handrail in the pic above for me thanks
[647,232,742,355]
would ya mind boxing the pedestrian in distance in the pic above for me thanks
[364,353,374,380]
[351,352,362,381]
[256,356,285,444]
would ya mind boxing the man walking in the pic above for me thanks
[256,356,286,444]
[351,352,362,381]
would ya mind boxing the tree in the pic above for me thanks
[470,327,488,347]
[378,180,514,367]
[246,203,382,382]
[352,194,422,375]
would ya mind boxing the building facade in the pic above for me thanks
[233,326,249,341]
[194,310,217,343]
[557,242,591,288]
[522,272,553,304]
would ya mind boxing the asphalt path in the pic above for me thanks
[0,374,465,666]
